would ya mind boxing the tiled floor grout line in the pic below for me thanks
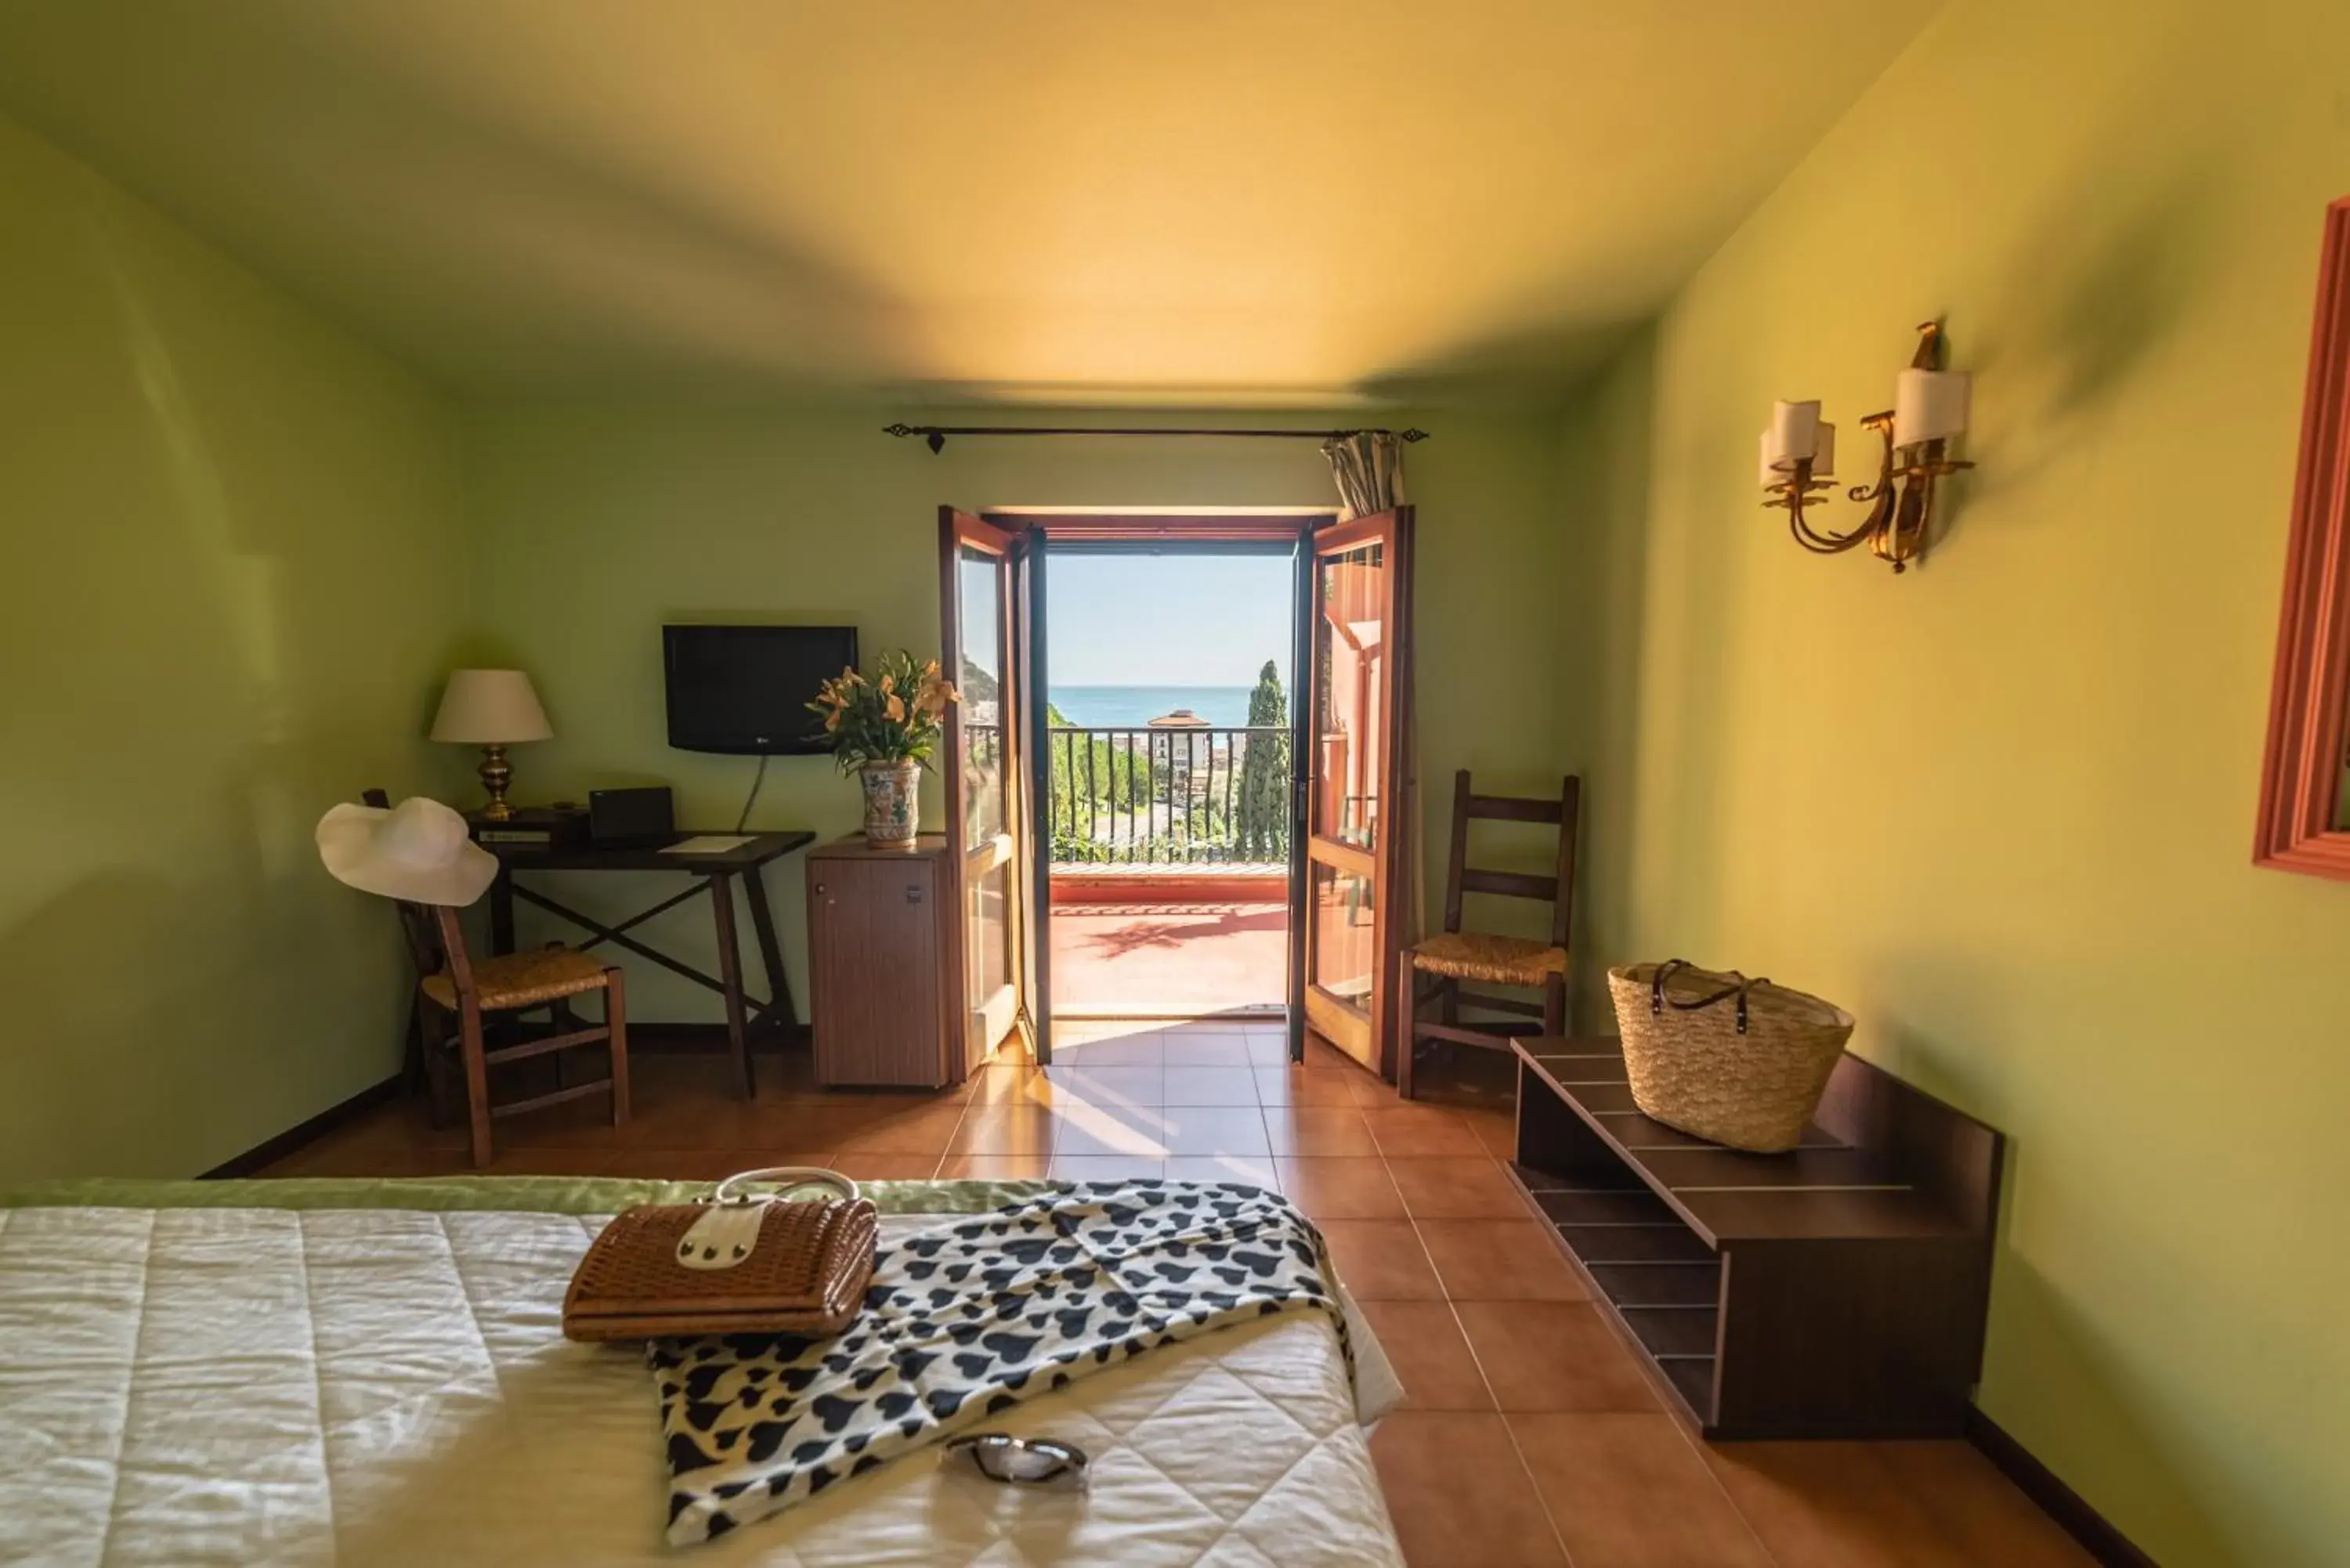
[932,1093,983,1181]
[1485,1135,1785,1568]
[1402,1192,1582,1568]
[1623,1317,1785,1568]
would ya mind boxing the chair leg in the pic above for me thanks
[460,1003,494,1169]
[1543,974,1566,1037]
[418,1001,454,1130]
[401,996,428,1100]
[606,970,631,1128]
[1395,950,1419,1102]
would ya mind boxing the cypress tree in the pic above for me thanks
[1236,660,1290,861]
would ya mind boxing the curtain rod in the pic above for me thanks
[881,422,1430,453]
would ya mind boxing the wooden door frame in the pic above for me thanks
[985,509,1337,1053]
[1300,506,1416,1077]
[939,507,1024,1075]
[984,510,1338,546]
[1014,530,1054,1062]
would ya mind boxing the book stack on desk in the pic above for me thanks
[467,804,588,851]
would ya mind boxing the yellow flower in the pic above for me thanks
[880,673,895,695]
[886,694,906,722]
[824,710,841,732]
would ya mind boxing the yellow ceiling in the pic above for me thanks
[0,0,1941,401]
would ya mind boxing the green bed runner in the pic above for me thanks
[0,1175,1056,1216]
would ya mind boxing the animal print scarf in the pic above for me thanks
[654,1180,1347,1546]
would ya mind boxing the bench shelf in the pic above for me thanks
[1507,1038,2003,1440]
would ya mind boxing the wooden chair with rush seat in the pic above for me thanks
[361,788,630,1167]
[1393,771,1579,1101]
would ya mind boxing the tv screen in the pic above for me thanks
[663,624,858,756]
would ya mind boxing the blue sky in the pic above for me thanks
[1048,551,1292,686]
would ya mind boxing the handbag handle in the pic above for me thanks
[709,1166,862,1206]
[1648,959,1766,1036]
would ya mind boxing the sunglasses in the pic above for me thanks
[942,1433,1090,1489]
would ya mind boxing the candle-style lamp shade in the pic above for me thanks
[1893,368,1971,449]
[432,669,552,822]
[1759,401,1835,482]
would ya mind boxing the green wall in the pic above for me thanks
[0,111,468,1180]
[1558,2,2350,1562]
[462,401,1572,1021]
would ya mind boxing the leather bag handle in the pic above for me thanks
[709,1167,862,1206]
[1648,959,1766,1036]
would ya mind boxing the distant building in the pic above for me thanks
[1147,707,1212,792]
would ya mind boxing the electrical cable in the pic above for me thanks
[735,753,770,833]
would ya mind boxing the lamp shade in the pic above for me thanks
[430,669,552,744]
[1766,399,1822,468]
[1893,369,1970,447]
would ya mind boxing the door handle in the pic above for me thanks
[906,886,924,904]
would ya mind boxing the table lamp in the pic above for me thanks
[431,669,552,821]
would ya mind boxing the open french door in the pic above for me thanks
[938,508,1041,1073]
[1292,506,1415,1075]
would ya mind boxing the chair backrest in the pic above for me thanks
[1441,769,1581,952]
[360,787,478,1004]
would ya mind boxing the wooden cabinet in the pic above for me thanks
[805,836,957,1088]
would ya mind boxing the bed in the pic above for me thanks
[0,1176,1405,1568]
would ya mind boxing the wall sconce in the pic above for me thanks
[1759,322,1973,573]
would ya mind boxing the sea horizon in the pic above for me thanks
[1048,684,1276,728]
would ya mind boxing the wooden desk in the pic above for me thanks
[1509,1036,2002,1440]
[484,831,816,1098]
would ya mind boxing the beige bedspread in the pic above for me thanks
[0,1201,1403,1567]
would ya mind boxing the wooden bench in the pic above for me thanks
[1508,1037,2004,1440]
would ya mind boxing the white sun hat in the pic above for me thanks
[316,796,500,907]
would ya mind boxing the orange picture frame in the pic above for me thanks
[2254,197,2350,880]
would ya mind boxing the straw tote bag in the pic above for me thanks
[563,1168,878,1342]
[1606,961,1854,1154]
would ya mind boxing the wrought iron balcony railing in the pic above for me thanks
[1047,724,1289,867]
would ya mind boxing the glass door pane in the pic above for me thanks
[1309,860,1378,1010]
[958,545,1007,843]
[1314,540,1386,850]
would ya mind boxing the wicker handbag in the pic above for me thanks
[1607,962,1854,1154]
[562,1168,878,1342]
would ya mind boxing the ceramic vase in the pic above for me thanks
[859,759,920,849]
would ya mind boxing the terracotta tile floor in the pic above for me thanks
[1047,901,1288,1015]
[268,1023,2092,1568]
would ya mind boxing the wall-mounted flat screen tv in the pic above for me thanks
[663,623,857,756]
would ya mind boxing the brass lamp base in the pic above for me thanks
[476,743,516,821]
